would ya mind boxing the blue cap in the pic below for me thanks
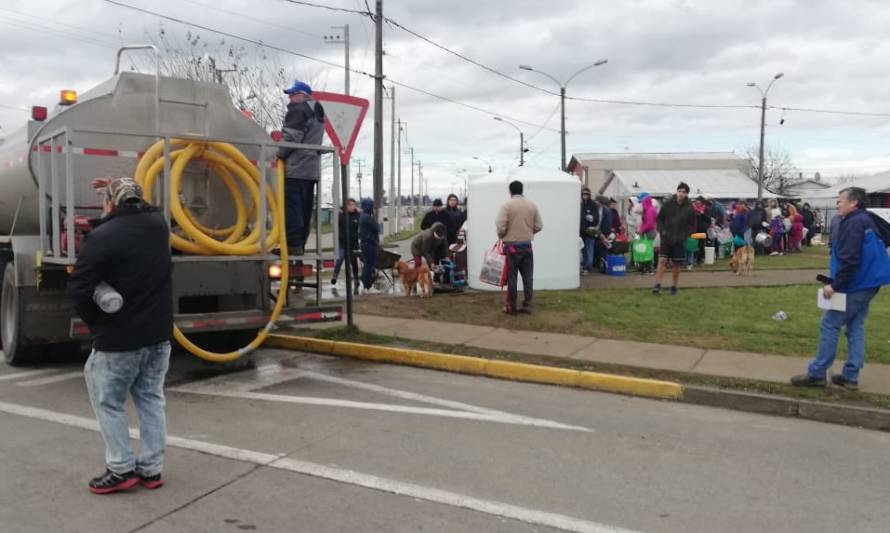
[284,81,312,95]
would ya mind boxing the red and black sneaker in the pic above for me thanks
[139,472,164,490]
[88,469,139,494]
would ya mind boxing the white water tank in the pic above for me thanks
[467,166,581,291]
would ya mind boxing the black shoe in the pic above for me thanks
[88,469,139,494]
[790,374,827,388]
[138,472,164,490]
[518,307,532,314]
[670,286,678,296]
[652,284,661,294]
[331,277,338,286]
[831,374,859,391]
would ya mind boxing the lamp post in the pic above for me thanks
[493,116,526,166]
[519,59,608,172]
[473,156,492,174]
[747,72,784,200]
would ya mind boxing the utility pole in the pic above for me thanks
[372,0,384,218]
[323,25,350,95]
[410,147,415,213]
[353,157,364,199]
[397,119,404,223]
[387,87,396,234]
[418,160,424,206]
[747,72,784,200]
[757,96,766,200]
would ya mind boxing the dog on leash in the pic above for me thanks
[729,244,755,276]
[396,261,433,297]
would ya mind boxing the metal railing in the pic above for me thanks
[34,126,341,306]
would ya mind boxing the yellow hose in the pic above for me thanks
[134,140,289,363]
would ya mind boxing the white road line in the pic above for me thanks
[169,388,589,431]
[0,368,63,382]
[16,371,84,387]
[0,400,639,533]
[294,369,588,429]
[175,361,591,432]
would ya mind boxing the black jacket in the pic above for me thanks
[338,210,360,249]
[277,100,325,181]
[656,196,696,245]
[443,207,466,245]
[421,209,450,232]
[802,208,815,229]
[580,200,610,237]
[68,204,173,352]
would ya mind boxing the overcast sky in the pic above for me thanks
[2,0,890,199]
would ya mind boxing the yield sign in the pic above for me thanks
[313,92,369,163]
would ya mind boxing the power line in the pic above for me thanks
[382,16,558,97]
[180,0,323,38]
[566,94,758,110]
[102,0,560,133]
[771,105,890,118]
[0,103,29,112]
[0,18,119,49]
[277,0,369,15]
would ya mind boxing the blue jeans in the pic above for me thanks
[84,341,171,476]
[581,237,595,271]
[808,288,878,382]
[361,243,378,289]
[333,246,358,282]
[284,179,316,250]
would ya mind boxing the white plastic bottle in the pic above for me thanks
[93,282,123,314]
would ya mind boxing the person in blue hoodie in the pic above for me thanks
[358,198,380,294]
[791,187,890,390]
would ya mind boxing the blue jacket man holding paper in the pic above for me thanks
[792,187,890,390]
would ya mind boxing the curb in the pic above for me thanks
[684,386,890,432]
[266,334,684,401]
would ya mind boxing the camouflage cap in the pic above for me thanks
[104,177,143,207]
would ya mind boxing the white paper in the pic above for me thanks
[817,289,847,312]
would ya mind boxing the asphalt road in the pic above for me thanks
[1,348,888,533]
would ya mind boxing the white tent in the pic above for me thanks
[599,168,776,201]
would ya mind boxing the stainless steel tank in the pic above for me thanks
[0,72,271,236]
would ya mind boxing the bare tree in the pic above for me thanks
[120,24,323,132]
[746,146,800,196]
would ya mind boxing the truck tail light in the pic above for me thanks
[270,130,283,142]
[32,106,48,121]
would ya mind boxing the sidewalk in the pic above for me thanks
[306,313,890,396]
[581,268,822,289]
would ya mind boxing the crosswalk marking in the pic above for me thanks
[0,368,62,382]
[16,371,84,387]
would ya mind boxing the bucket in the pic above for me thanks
[606,255,626,276]
[704,246,715,265]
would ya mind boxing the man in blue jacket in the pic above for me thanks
[792,187,890,390]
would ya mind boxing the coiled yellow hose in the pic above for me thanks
[134,140,288,363]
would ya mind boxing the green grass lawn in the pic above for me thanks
[685,244,828,271]
[355,284,890,364]
[384,215,424,244]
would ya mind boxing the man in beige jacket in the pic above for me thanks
[496,180,543,314]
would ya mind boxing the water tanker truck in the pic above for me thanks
[0,46,342,366]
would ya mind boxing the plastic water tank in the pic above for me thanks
[467,166,581,291]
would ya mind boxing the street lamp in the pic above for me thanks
[493,116,526,166]
[747,72,784,200]
[519,59,608,172]
[473,156,492,173]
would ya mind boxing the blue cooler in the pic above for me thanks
[606,255,626,276]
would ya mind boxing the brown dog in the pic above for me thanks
[729,244,755,276]
[396,261,433,297]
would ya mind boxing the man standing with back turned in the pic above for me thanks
[69,177,173,494]
[496,180,543,314]
[653,182,696,295]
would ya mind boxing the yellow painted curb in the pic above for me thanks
[267,334,684,401]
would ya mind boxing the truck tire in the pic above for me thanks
[1,263,45,366]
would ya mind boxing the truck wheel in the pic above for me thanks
[1,263,45,366]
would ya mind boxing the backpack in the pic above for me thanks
[867,211,890,247]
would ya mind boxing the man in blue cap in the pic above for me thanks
[278,80,326,256]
